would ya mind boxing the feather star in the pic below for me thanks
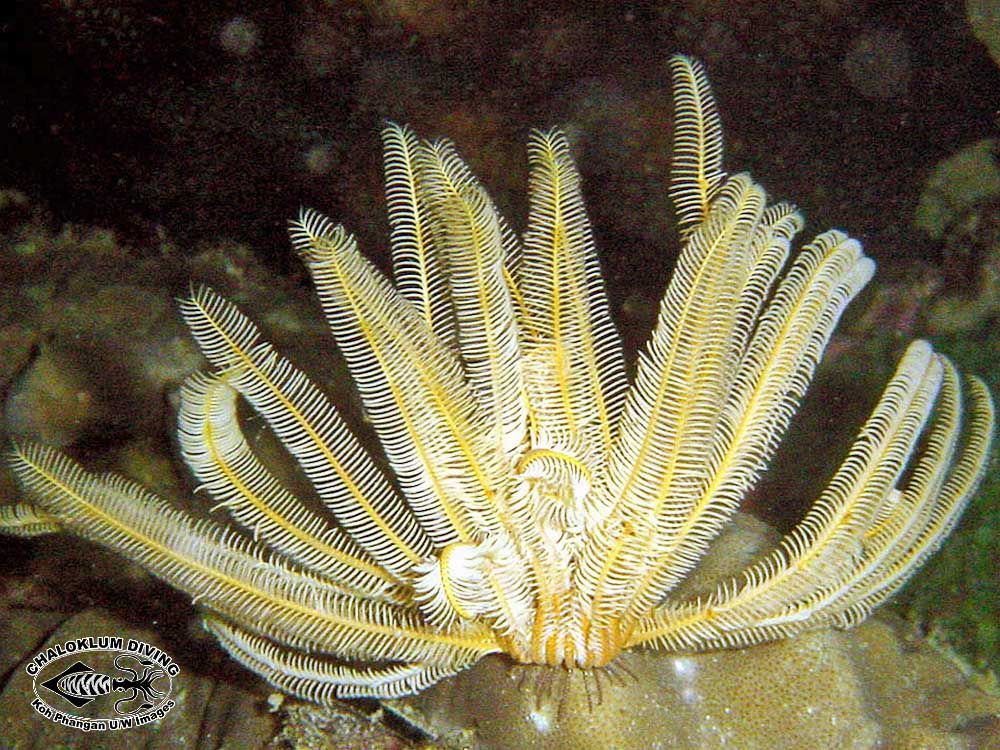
[1,54,994,702]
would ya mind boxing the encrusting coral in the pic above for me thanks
[0,54,995,746]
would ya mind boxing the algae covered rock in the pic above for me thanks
[914,139,1000,242]
[403,617,999,750]
[0,608,276,749]
[968,0,1000,71]
[910,140,1000,335]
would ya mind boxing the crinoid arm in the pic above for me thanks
[416,135,528,458]
[204,615,484,700]
[519,127,628,459]
[668,53,726,236]
[381,122,454,346]
[176,369,403,602]
[288,211,508,549]
[179,285,433,577]
[288,209,538,640]
[6,443,499,679]
[0,501,62,536]
[576,55,873,659]
[628,341,995,652]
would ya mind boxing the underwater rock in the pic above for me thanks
[843,27,911,101]
[905,139,1000,335]
[279,701,414,750]
[2,284,200,447]
[925,199,1000,335]
[915,139,1000,242]
[968,0,1000,71]
[411,630,878,750]
[405,618,1000,750]
[219,16,261,59]
[4,343,105,447]
[0,607,276,749]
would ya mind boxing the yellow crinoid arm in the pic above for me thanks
[382,122,455,348]
[580,55,875,642]
[519,128,627,460]
[289,211,506,548]
[817,366,994,629]
[711,341,944,640]
[580,172,774,631]
[0,502,62,536]
[9,443,499,666]
[204,616,487,701]
[628,342,995,652]
[179,286,431,577]
[618,230,874,623]
[177,370,402,601]
[669,53,725,237]
[417,136,527,458]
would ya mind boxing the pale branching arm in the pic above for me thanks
[417,137,527,458]
[519,129,627,462]
[629,342,995,651]
[180,286,432,576]
[178,370,403,601]
[0,501,62,536]
[204,615,485,700]
[669,53,725,236]
[8,443,499,665]
[382,122,455,347]
[289,211,507,547]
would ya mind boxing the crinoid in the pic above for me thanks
[2,54,994,703]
